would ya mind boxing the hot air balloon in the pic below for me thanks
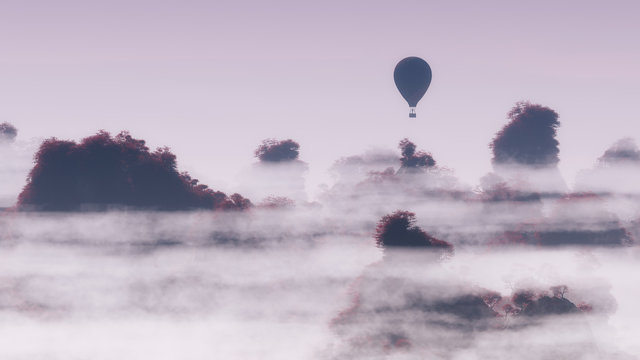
[394,57,432,118]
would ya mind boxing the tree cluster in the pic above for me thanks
[598,138,640,165]
[0,122,17,143]
[504,287,579,317]
[334,211,590,356]
[491,101,560,167]
[374,210,452,250]
[254,138,300,162]
[18,131,251,211]
[398,138,436,170]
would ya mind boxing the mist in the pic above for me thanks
[0,138,37,207]
[2,109,640,359]
[1,199,639,359]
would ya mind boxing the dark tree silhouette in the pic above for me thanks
[550,285,568,299]
[598,138,640,165]
[512,290,536,311]
[254,138,300,162]
[523,296,579,317]
[0,122,17,142]
[333,212,496,356]
[429,294,499,321]
[224,193,253,211]
[398,138,435,170]
[490,102,560,167]
[508,287,581,317]
[18,131,251,211]
[375,210,452,250]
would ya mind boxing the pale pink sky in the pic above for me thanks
[1,0,639,195]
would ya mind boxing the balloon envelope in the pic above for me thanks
[394,57,432,108]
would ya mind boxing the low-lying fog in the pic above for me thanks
[3,127,640,358]
[1,209,638,359]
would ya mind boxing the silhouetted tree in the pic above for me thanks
[375,210,452,250]
[254,138,300,162]
[522,295,579,317]
[512,290,536,311]
[508,288,580,317]
[18,131,251,211]
[225,193,253,211]
[598,138,640,165]
[550,285,568,299]
[0,122,17,143]
[398,138,435,170]
[491,102,560,166]
[429,294,499,321]
[333,212,496,356]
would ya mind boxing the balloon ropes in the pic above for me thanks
[394,57,432,118]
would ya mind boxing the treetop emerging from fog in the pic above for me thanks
[491,102,560,167]
[398,138,436,170]
[18,131,251,211]
[0,122,17,142]
[254,139,300,162]
[598,138,640,165]
[375,210,452,251]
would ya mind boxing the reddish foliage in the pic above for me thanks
[254,138,300,162]
[18,131,251,211]
[374,210,453,251]
[491,101,560,166]
[221,193,253,211]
